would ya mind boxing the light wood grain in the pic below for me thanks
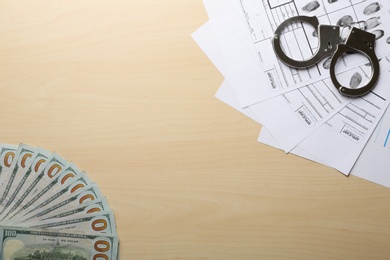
[1,1,390,259]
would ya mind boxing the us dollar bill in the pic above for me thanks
[41,197,111,221]
[15,171,94,224]
[2,153,69,223]
[0,225,118,260]
[0,144,18,193]
[11,163,87,223]
[0,149,52,223]
[0,144,36,215]
[0,143,119,258]
[14,184,105,225]
[25,210,117,235]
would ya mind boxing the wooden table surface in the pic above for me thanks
[1,1,390,259]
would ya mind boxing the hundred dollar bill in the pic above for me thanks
[0,148,51,223]
[0,144,36,215]
[41,197,111,221]
[15,171,93,224]
[0,144,18,193]
[4,153,69,223]
[14,163,86,223]
[20,184,104,223]
[14,184,105,225]
[25,210,117,235]
[0,225,118,260]
[26,153,69,198]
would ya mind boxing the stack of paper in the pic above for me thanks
[193,0,390,188]
[0,143,119,260]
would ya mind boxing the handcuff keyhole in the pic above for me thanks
[365,41,373,49]
[327,42,333,50]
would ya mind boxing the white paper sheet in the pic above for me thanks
[216,80,329,167]
[193,6,348,152]
[240,0,390,93]
[352,106,390,187]
[215,80,261,124]
[196,0,390,153]
[297,71,390,174]
[198,0,390,181]
[192,3,268,108]
[249,76,351,152]
[200,0,390,107]
[203,0,231,18]
[259,105,390,187]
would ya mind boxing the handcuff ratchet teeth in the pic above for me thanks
[272,15,380,98]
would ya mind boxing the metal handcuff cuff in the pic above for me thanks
[272,16,380,97]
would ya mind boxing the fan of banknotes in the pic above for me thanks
[0,143,119,260]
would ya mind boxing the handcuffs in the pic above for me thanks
[272,16,379,97]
